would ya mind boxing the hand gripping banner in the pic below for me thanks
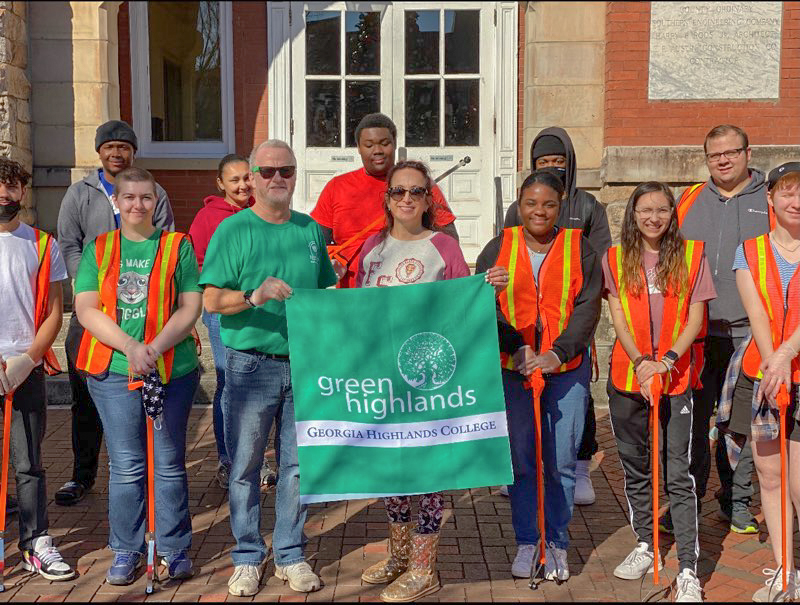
[286,274,513,503]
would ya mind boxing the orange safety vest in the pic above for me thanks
[496,227,584,373]
[31,228,62,376]
[607,240,706,396]
[741,234,800,383]
[76,230,186,383]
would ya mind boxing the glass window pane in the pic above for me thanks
[307,11,340,75]
[345,82,380,147]
[445,80,479,146]
[307,81,341,147]
[405,10,439,75]
[444,11,479,74]
[405,80,439,147]
[346,12,380,75]
[148,1,222,142]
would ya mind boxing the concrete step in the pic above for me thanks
[46,314,216,405]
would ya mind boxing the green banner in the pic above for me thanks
[286,274,513,503]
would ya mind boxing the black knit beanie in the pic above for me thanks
[531,135,565,162]
[95,120,138,151]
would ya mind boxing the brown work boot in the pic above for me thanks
[361,521,414,584]
[380,531,440,602]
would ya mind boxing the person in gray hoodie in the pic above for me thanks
[504,127,611,506]
[55,120,174,506]
[667,124,768,536]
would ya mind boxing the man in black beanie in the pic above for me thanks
[503,126,611,508]
[55,120,174,505]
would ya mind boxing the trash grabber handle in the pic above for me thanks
[650,375,663,585]
[0,393,13,591]
[530,369,547,565]
[146,414,157,593]
[777,383,790,590]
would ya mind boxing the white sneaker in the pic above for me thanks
[499,485,509,496]
[228,564,262,597]
[613,542,661,580]
[275,561,321,593]
[674,568,703,602]
[511,544,536,578]
[753,568,796,602]
[574,460,595,506]
[544,542,569,582]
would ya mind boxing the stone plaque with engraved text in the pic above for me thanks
[648,2,782,100]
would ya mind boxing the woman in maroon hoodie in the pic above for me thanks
[189,154,253,488]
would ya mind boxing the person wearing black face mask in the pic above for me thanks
[503,126,611,507]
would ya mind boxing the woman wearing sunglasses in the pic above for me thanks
[603,182,713,601]
[355,160,507,602]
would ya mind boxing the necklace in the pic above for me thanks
[770,233,800,254]
[526,229,556,254]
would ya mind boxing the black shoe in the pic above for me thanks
[6,495,17,516]
[658,510,674,535]
[55,481,88,506]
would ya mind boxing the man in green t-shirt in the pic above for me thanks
[200,139,337,597]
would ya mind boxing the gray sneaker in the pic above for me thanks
[228,564,262,597]
[614,542,661,580]
[753,568,795,602]
[260,460,277,487]
[216,463,230,490]
[544,542,569,583]
[674,569,703,602]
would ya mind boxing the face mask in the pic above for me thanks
[0,201,21,224]
[552,166,567,185]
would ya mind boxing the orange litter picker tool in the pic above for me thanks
[777,383,790,593]
[128,377,157,594]
[0,393,13,592]
[528,369,547,587]
[650,375,663,586]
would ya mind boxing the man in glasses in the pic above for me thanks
[200,140,337,597]
[667,124,770,536]
[311,112,458,288]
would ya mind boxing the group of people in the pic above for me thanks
[0,113,797,603]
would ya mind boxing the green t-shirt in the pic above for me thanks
[74,229,202,379]
[198,209,337,355]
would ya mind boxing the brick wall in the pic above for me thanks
[117,2,269,232]
[605,1,800,146]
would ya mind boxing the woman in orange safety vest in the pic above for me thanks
[476,169,601,585]
[604,182,715,600]
[74,167,202,586]
[732,162,800,600]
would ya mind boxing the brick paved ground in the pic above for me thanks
[0,407,787,602]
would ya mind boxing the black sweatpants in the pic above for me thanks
[608,384,699,572]
[65,312,103,487]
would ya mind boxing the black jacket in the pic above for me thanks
[504,127,612,257]
[476,229,602,364]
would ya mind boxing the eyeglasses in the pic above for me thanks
[251,165,296,179]
[387,186,429,202]
[634,208,672,219]
[705,147,746,163]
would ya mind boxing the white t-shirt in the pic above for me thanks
[0,223,68,360]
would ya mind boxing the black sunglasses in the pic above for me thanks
[387,186,429,202]
[251,165,296,179]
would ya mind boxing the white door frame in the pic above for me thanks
[266,1,517,245]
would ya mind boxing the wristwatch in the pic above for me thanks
[662,350,679,364]
[243,289,257,308]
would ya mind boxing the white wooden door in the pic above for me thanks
[285,1,514,263]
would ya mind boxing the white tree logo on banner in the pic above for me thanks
[397,332,457,391]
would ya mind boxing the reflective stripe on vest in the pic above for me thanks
[76,230,186,382]
[496,227,584,373]
[31,228,61,376]
[608,240,705,395]
[741,235,800,382]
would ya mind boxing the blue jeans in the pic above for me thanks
[223,349,305,566]
[202,309,229,467]
[503,353,590,550]
[88,370,198,556]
